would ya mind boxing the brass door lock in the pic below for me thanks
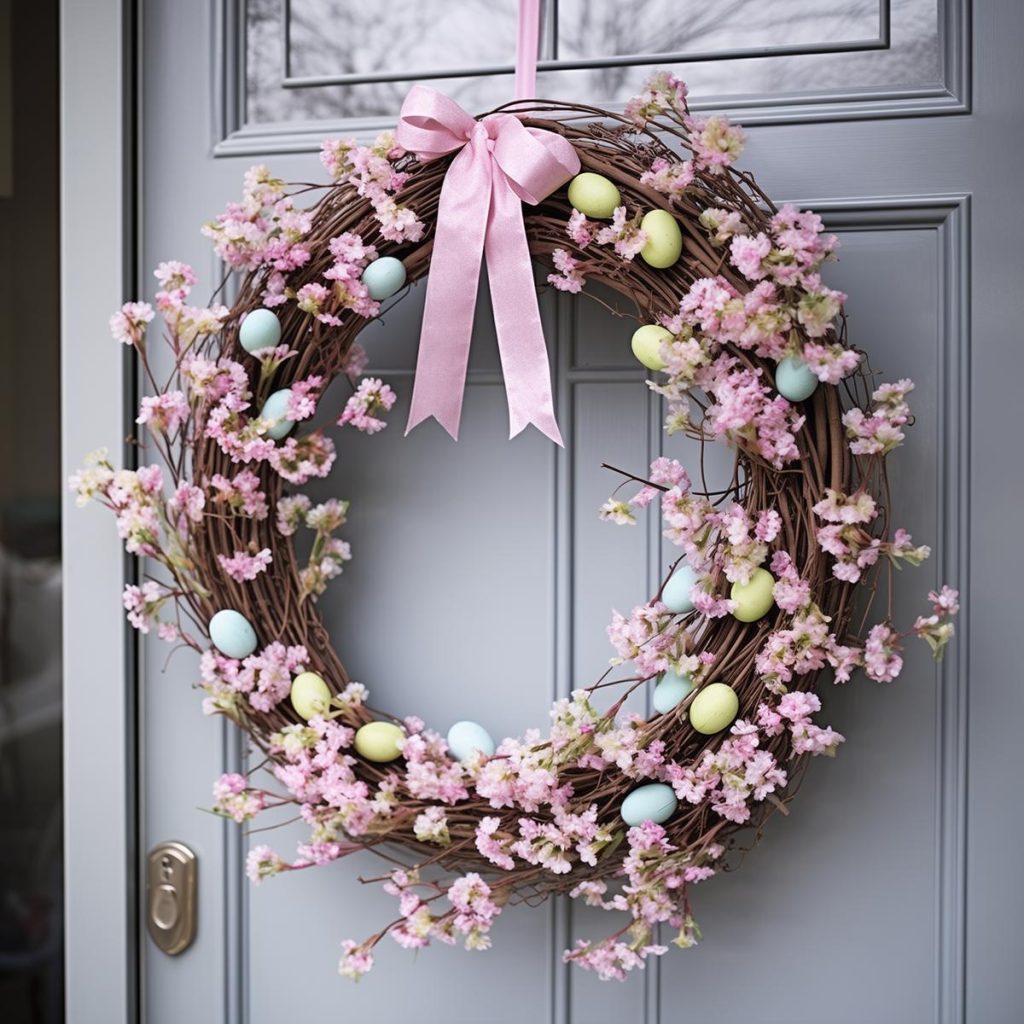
[146,841,197,955]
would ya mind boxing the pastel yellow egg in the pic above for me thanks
[631,324,672,371]
[689,682,739,735]
[354,721,405,763]
[730,568,776,623]
[290,672,331,720]
[567,172,621,220]
[639,209,683,269]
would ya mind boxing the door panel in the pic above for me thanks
[137,2,1020,1022]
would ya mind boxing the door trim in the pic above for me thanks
[60,0,140,1021]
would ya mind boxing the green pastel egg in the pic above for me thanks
[208,609,258,660]
[621,783,678,827]
[661,563,697,613]
[688,682,739,735]
[775,356,819,402]
[630,324,672,371]
[652,670,694,714]
[639,209,683,269]
[260,388,295,441]
[239,308,282,353]
[354,721,405,763]
[290,671,332,720]
[567,172,621,220]
[730,567,776,622]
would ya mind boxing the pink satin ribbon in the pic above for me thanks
[395,82,578,443]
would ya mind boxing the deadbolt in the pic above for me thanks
[146,841,197,955]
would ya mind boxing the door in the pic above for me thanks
[114,1,1017,1022]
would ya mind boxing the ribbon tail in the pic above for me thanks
[405,143,491,440]
[485,178,564,446]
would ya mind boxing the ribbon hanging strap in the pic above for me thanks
[395,84,578,443]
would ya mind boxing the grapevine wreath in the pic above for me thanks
[73,73,958,982]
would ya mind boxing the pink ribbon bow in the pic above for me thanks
[396,84,580,444]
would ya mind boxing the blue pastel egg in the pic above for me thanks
[621,783,678,827]
[239,308,282,353]
[652,670,694,714]
[775,356,819,402]
[447,720,495,761]
[361,256,407,301]
[209,609,258,659]
[260,388,295,440]
[661,563,697,614]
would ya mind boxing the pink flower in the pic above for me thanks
[566,209,596,247]
[730,232,772,281]
[268,431,336,484]
[595,207,647,261]
[640,157,694,197]
[109,301,154,345]
[217,547,272,583]
[246,845,286,885]
[685,114,745,172]
[209,468,268,519]
[337,377,397,434]
[864,623,903,682]
[137,390,190,434]
[547,248,585,293]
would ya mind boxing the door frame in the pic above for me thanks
[60,0,139,1021]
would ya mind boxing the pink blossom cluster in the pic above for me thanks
[199,641,309,717]
[914,586,959,658]
[337,377,397,434]
[273,495,352,598]
[319,131,424,243]
[624,71,689,125]
[843,379,914,455]
[665,719,788,823]
[201,166,312,306]
[212,772,266,823]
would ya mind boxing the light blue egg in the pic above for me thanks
[775,356,819,402]
[260,388,295,440]
[447,720,496,761]
[661,563,697,614]
[239,308,282,353]
[652,670,694,714]
[361,256,407,301]
[209,609,258,659]
[621,783,678,827]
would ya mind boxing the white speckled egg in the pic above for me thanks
[639,209,683,269]
[260,388,295,440]
[653,670,694,714]
[661,563,697,614]
[621,783,678,827]
[688,682,739,735]
[447,720,495,761]
[290,672,332,720]
[775,356,819,402]
[239,308,282,353]
[354,721,405,763]
[567,172,621,219]
[361,256,407,301]
[209,609,258,659]
[631,324,672,371]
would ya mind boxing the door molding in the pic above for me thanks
[60,0,139,1021]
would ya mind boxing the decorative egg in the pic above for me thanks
[290,671,332,720]
[775,356,819,402]
[730,568,776,622]
[688,682,739,735]
[208,609,258,659]
[630,324,671,371]
[621,783,678,827]
[639,209,683,269]
[260,388,295,441]
[354,721,405,763]
[661,563,697,614]
[361,256,407,301]
[239,308,282,353]
[447,720,496,761]
[653,670,694,714]
[567,172,621,219]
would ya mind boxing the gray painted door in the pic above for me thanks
[138,2,1021,1022]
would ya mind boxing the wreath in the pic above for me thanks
[72,72,958,982]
